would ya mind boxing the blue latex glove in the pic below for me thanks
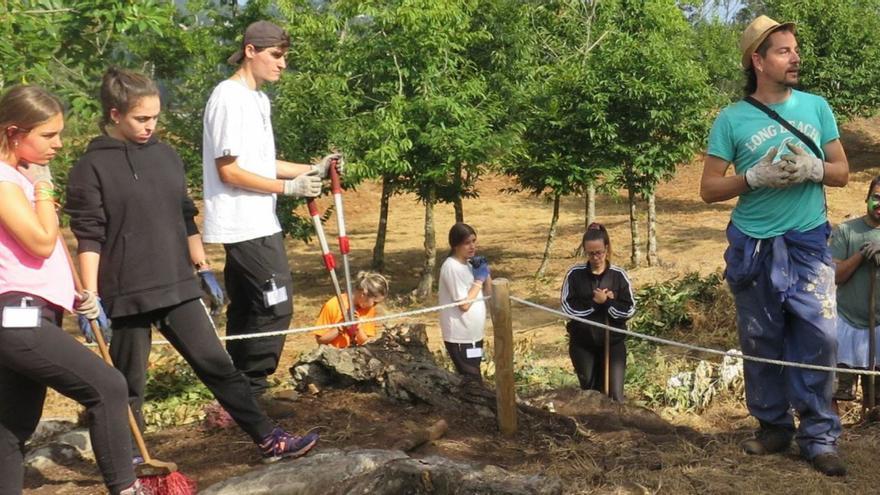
[469,255,490,282]
[199,270,225,316]
[77,304,111,344]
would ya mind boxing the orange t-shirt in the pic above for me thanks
[313,294,377,348]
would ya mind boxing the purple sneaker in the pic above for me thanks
[259,427,319,464]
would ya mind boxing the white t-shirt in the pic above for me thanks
[202,79,282,243]
[438,256,487,343]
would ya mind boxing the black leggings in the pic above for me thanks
[109,298,275,450]
[0,293,135,495]
[568,334,627,402]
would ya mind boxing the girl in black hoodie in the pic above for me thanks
[65,68,318,464]
[560,223,636,401]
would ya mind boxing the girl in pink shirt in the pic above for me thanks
[0,85,143,495]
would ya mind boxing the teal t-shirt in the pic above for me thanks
[707,89,839,239]
[830,217,880,328]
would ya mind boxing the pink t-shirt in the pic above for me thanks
[0,163,75,311]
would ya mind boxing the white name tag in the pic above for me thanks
[263,286,288,307]
[2,306,40,328]
[466,346,483,359]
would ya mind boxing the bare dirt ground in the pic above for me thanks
[27,114,880,494]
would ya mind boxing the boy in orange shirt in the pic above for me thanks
[314,272,388,348]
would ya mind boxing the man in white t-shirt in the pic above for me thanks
[202,20,341,414]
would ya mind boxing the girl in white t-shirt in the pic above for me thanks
[438,223,492,383]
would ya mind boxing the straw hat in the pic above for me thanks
[739,15,796,69]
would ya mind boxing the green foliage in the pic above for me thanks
[762,0,880,121]
[630,271,726,336]
[0,0,176,136]
[690,19,742,104]
[598,0,715,196]
[142,350,213,431]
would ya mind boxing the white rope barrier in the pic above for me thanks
[510,295,880,377]
[87,296,490,347]
[86,291,880,378]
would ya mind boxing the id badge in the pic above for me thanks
[2,298,40,328]
[465,346,483,359]
[263,277,288,307]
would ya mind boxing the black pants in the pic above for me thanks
[444,340,484,383]
[0,293,135,495]
[568,332,626,402]
[223,232,294,395]
[110,298,275,449]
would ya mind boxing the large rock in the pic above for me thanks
[201,449,562,495]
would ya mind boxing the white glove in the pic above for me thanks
[744,146,792,189]
[75,290,101,320]
[311,153,344,179]
[282,169,322,197]
[16,163,54,187]
[779,142,824,184]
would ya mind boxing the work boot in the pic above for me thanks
[811,452,847,477]
[257,390,298,419]
[741,427,792,455]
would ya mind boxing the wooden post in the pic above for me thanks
[489,278,517,436]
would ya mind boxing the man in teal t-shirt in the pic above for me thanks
[699,16,850,476]
[829,177,880,405]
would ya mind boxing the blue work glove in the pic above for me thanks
[469,255,490,282]
[198,270,225,316]
[75,291,111,343]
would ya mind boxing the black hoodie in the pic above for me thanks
[66,135,203,318]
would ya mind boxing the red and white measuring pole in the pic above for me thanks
[329,164,358,323]
[306,197,349,323]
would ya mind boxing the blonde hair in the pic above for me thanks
[0,85,63,160]
[356,271,389,298]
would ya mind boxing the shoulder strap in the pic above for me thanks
[743,96,824,159]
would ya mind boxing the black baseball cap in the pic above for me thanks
[227,21,291,65]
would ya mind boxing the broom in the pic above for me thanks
[61,238,196,494]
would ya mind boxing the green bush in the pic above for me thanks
[142,350,213,431]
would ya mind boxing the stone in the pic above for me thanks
[56,428,93,458]
[24,443,84,472]
[28,418,77,444]
[201,449,562,495]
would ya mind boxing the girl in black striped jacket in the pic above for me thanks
[560,223,635,401]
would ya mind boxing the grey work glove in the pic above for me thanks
[16,162,54,187]
[778,142,824,184]
[744,146,791,189]
[860,241,880,266]
[282,169,322,197]
[311,153,344,179]
[75,290,101,320]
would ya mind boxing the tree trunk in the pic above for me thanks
[536,193,561,278]
[586,183,596,229]
[453,163,464,223]
[646,191,658,267]
[628,188,641,267]
[371,176,392,272]
[415,192,436,301]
